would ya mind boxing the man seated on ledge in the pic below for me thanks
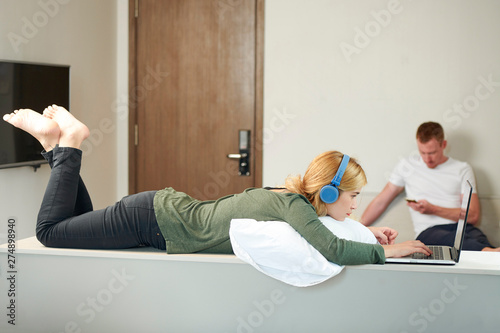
[361,121,500,252]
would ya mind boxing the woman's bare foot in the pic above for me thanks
[43,105,89,149]
[3,109,60,151]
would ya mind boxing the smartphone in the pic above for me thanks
[405,198,417,203]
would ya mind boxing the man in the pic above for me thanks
[361,122,499,252]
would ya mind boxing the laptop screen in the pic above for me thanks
[453,180,473,251]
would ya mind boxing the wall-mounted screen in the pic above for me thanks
[0,60,70,170]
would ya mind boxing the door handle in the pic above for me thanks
[227,130,250,176]
[227,153,247,159]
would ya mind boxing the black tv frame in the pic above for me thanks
[0,60,70,171]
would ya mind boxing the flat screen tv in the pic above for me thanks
[0,60,70,170]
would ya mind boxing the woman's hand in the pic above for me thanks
[368,226,398,245]
[382,240,432,258]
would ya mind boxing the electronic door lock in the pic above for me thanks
[227,130,250,176]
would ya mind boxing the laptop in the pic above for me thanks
[385,180,473,265]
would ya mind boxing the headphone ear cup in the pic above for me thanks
[319,185,339,204]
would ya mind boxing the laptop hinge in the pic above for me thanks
[450,247,458,261]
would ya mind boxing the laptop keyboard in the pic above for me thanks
[411,246,444,260]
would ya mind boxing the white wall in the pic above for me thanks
[0,0,122,244]
[262,0,500,243]
[263,0,500,199]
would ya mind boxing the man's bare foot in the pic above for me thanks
[482,247,500,252]
[43,105,89,149]
[3,109,60,151]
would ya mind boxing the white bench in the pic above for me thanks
[1,236,499,333]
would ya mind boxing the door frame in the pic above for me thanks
[127,0,264,194]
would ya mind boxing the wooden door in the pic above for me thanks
[129,0,264,200]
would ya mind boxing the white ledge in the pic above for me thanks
[0,236,243,264]
[2,236,500,275]
[350,251,500,275]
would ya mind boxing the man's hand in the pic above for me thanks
[407,199,435,215]
[406,194,480,225]
[368,226,398,245]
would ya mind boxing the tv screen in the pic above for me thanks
[0,60,70,170]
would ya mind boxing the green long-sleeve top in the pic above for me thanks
[153,187,386,265]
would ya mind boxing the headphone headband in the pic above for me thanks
[331,154,350,187]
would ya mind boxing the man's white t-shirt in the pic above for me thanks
[389,156,476,236]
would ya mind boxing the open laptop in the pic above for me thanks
[385,180,473,265]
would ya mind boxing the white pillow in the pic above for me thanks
[318,216,378,244]
[229,217,377,287]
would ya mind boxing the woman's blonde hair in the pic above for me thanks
[285,151,367,216]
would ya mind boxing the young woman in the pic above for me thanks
[3,106,431,265]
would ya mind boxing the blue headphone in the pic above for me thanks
[319,154,350,204]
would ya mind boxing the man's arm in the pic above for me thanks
[361,182,404,226]
[407,193,481,225]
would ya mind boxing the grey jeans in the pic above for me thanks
[36,146,166,250]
